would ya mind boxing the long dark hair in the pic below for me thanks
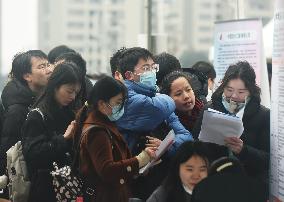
[163,141,209,202]
[34,62,81,119]
[72,76,127,154]
[55,52,87,110]
[212,61,261,103]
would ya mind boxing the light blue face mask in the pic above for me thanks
[107,104,124,121]
[222,93,250,114]
[139,71,157,88]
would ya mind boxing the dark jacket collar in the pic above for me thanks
[1,79,35,109]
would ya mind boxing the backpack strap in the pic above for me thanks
[72,125,113,171]
[72,125,113,200]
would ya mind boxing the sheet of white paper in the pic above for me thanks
[198,108,244,145]
[139,130,175,174]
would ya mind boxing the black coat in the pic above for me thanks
[22,107,74,202]
[0,80,35,175]
[193,92,270,198]
[191,172,266,202]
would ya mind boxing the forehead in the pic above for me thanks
[171,77,191,89]
[59,83,80,90]
[136,57,154,66]
[226,78,246,90]
[183,155,206,165]
[30,57,48,65]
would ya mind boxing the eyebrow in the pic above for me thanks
[226,86,248,91]
[185,165,207,168]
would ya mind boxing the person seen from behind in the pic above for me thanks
[191,61,216,101]
[191,157,266,202]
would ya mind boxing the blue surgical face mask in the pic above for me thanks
[107,104,124,121]
[222,93,250,114]
[139,71,157,88]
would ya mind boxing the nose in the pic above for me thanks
[183,91,190,100]
[192,170,201,180]
[70,92,76,101]
[46,65,53,74]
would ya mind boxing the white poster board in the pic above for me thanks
[270,0,284,201]
[213,19,270,108]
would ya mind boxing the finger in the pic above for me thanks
[145,143,157,148]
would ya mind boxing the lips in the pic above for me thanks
[184,101,194,107]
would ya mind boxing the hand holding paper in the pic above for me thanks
[139,130,175,174]
[198,108,244,145]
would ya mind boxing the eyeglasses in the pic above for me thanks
[137,63,159,73]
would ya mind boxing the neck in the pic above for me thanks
[28,83,43,96]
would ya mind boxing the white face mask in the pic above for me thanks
[206,87,213,101]
[222,93,250,114]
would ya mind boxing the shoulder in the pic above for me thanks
[82,126,111,145]
[147,186,167,202]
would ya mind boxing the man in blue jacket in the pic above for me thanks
[113,47,193,155]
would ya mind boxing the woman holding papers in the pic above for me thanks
[147,141,209,202]
[73,76,156,202]
[160,71,204,137]
[194,61,270,200]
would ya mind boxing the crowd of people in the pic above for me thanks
[0,45,270,202]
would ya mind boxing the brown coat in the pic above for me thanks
[80,111,139,202]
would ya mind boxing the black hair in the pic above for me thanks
[191,61,216,80]
[55,52,86,76]
[117,47,153,79]
[160,71,193,95]
[209,157,245,176]
[10,50,48,85]
[212,61,261,103]
[154,52,182,86]
[163,141,209,202]
[34,62,81,119]
[110,47,127,76]
[182,68,209,102]
[55,52,88,109]
[73,76,127,155]
[48,45,76,64]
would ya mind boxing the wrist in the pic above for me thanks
[136,150,150,168]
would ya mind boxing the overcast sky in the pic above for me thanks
[1,0,37,75]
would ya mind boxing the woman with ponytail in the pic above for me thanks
[73,76,155,202]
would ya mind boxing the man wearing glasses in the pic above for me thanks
[0,50,52,198]
[114,47,193,200]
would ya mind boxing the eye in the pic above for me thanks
[186,168,193,172]
[186,88,192,92]
[199,168,207,172]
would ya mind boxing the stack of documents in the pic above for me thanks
[198,108,244,145]
[139,130,175,174]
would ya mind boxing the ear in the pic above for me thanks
[97,100,108,115]
[114,71,124,81]
[124,71,134,80]
[23,73,32,83]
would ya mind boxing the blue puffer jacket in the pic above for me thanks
[116,80,193,155]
